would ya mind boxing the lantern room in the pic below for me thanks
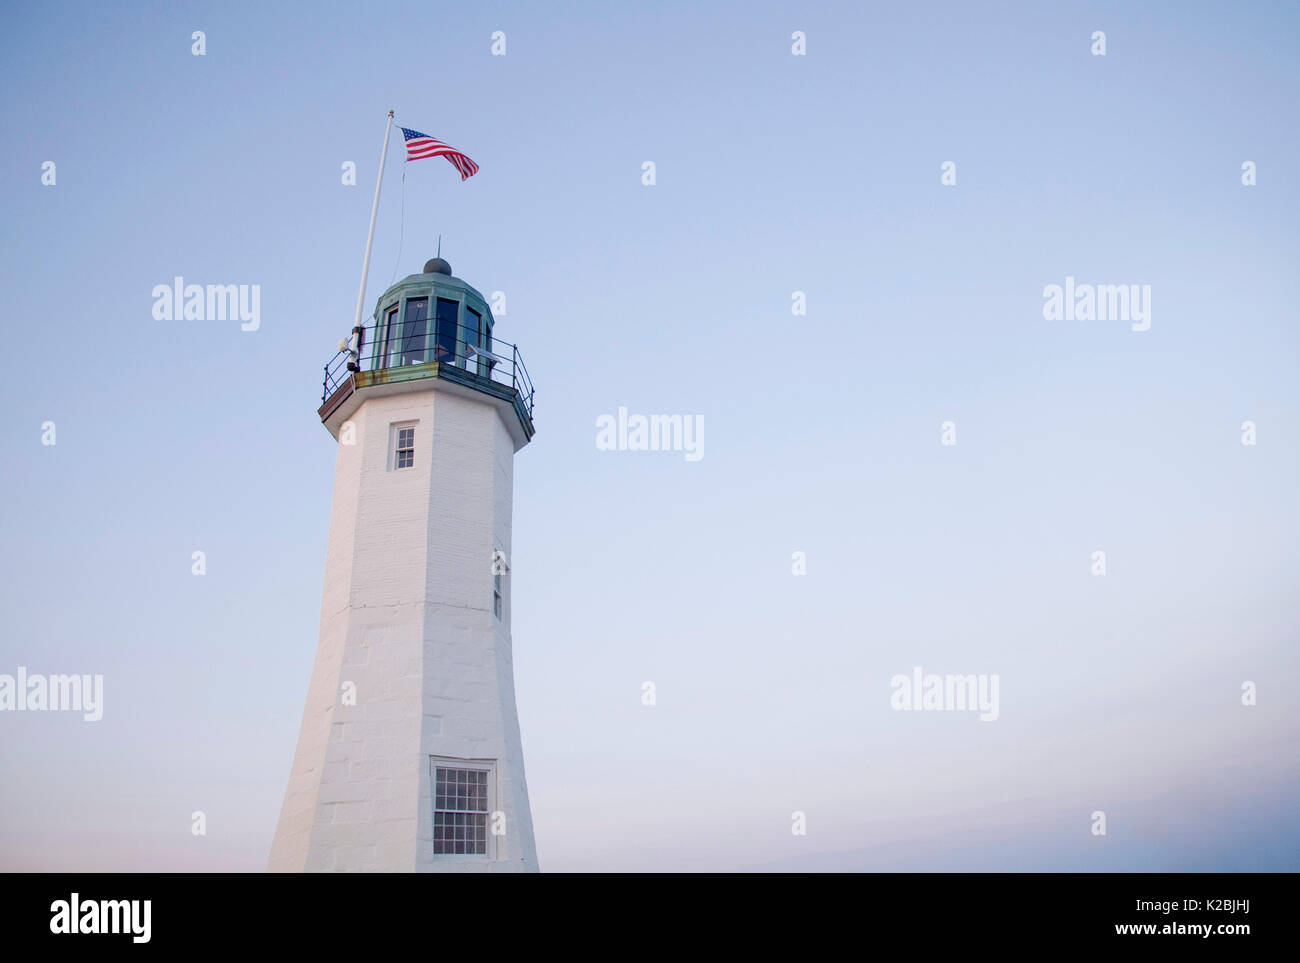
[319,255,534,447]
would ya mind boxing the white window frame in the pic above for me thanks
[429,756,497,859]
[389,421,417,471]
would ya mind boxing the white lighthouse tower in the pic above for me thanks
[269,255,539,872]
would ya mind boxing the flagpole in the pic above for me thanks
[353,109,395,332]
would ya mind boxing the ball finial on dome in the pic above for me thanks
[423,257,452,276]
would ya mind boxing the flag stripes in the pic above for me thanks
[399,127,479,180]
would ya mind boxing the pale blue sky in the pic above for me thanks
[1,0,1297,871]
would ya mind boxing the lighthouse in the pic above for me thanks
[269,255,539,872]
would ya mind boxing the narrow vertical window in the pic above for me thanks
[391,423,415,470]
[493,569,503,619]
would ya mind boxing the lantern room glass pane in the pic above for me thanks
[463,307,482,374]
[434,297,459,364]
[374,304,398,370]
[462,307,481,350]
[399,297,429,366]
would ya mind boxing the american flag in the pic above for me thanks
[399,127,479,180]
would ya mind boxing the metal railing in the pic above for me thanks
[321,321,535,419]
